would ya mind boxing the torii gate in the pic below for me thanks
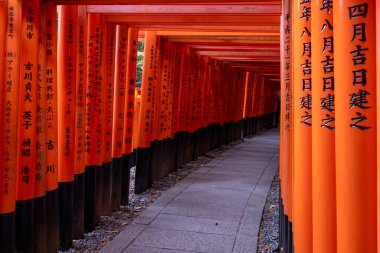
[0,1,379,253]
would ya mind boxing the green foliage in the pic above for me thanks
[136,41,144,84]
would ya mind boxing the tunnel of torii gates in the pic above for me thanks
[0,0,379,253]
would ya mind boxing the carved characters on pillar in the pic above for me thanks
[299,0,312,126]
[283,3,292,131]
[319,0,335,130]
[347,3,371,130]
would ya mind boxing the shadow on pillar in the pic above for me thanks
[58,181,74,251]
[110,158,122,210]
[135,147,151,194]
[0,212,15,252]
[46,189,59,253]
[73,173,85,239]
[33,196,47,253]
[84,166,96,232]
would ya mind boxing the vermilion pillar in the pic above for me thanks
[57,5,77,250]
[135,31,157,193]
[73,5,87,239]
[334,1,377,252]
[111,25,126,210]
[132,88,141,153]
[280,0,294,249]
[85,13,103,232]
[121,28,138,205]
[16,0,40,252]
[34,5,47,253]
[311,1,336,253]
[0,1,18,251]
[0,2,6,224]
[94,17,106,223]
[280,5,293,250]
[243,71,251,119]
[377,2,380,252]
[293,0,313,252]
[44,3,59,252]
[102,23,116,214]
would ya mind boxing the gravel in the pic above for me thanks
[257,172,280,253]
[64,140,242,253]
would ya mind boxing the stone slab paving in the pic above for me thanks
[100,129,279,253]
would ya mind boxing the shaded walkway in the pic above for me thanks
[101,129,279,253]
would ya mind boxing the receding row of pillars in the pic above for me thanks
[279,0,379,253]
[0,1,280,252]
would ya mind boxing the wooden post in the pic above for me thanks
[16,0,40,251]
[57,5,77,250]
[164,41,176,171]
[111,24,126,210]
[334,1,377,252]
[243,71,251,136]
[280,11,290,250]
[0,1,17,251]
[34,4,47,252]
[150,35,162,184]
[121,28,138,205]
[293,0,313,252]
[377,2,380,252]
[94,16,105,225]
[0,1,6,222]
[135,31,156,193]
[283,1,294,251]
[132,87,141,159]
[73,5,87,239]
[311,1,336,253]
[84,12,102,232]
[172,44,184,168]
[44,2,59,252]
[101,23,115,215]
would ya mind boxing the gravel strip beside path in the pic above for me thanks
[257,173,280,253]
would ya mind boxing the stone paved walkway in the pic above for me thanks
[100,129,279,253]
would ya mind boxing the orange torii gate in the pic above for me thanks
[279,1,378,253]
[0,1,289,253]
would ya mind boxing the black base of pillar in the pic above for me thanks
[131,149,137,167]
[111,158,122,211]
[184,132,194,163]
[226,122,233,143]
[220,124,227,146]
[288,220,294,253]
[242,118,247,137]
[121,154,131,206]
[159,139,168,180]
[149,140,159,185]
[34,195,47,253]
[168,138,177,173]
[0,211,15,252]
[193,130,201,160]
[135,147,151,194]
[58,181,74,251]
[74,173,85,238]
[204,126,212,154]
[102,162,111,215]
[84,166,97,232]
[175,132,185,169]
[279,197,294,253]
[210,124,219,150]
[46,189,59,253]
[95,165,103,224]
[163,138,173,175]
[15,199,34,253]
